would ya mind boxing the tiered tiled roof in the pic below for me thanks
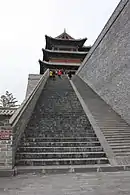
[39,30,91,74]
[45,35,87,50]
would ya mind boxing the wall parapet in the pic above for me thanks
[0,69,49,171]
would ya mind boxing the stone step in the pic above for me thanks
[93,115,122,118]
[16,157,109,166]
[16,151,106,159]
[96,119,127,121]
[27,112,89,116]
[115,152,130,156]
[113,148,130,153]
[28,113,90,116]
[108,141,130,144]
[16,164,114,175]
[110,142,130,147]
[24,129,95,134]
[94,114,118,118]
[104,134,130,138]
[18,146,103,153]
[24,134,97,138]
[24,132,96,137]
[107,137,130,141]
[102,131,130,134]
[96,122,128,125]
[112,145,130,149]
[20,141,101,147]
[101,128,130,131]
[103,133,130,137]
[95,119,128,121]
[22,137,99,142]
[100,127,130,129]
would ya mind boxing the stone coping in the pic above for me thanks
[9,69,49,126]
[1,165,130,177]
[0,169,15,177]
[1,165,129,177]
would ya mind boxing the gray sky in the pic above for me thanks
[0,0,120,103]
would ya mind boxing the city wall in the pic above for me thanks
[77,0,130,124]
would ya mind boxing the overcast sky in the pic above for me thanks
[0,0,120,103]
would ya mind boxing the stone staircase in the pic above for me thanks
[72,76,130,165]
[16,75,109,167]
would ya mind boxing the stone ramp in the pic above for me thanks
[72,75,130,165]
[16,75,109,168]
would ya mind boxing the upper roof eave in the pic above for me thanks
[45,35,87,43]
[45,35,87,49]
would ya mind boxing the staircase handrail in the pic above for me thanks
[9,69,49,166]
[9,69,49,126]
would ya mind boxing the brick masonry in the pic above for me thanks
[26,74,42,98]
[0,70,49,172]
[77,0,130,124]
[0,126,12,169]
[11,71,49,168]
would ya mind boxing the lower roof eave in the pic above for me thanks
[39,60,81,67]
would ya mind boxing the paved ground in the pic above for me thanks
[0,171,130,195]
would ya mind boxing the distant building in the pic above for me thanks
[39,30,91,74]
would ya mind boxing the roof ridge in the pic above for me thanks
[55,30,74,40]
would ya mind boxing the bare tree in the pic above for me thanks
[0,91,18,108]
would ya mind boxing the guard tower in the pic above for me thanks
[39,30,91,74]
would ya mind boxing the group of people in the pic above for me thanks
[49,69,62,80]
[49,69,72,80]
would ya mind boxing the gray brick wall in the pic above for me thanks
[0,71,49,170]
[11,71,49,167]
[0,126,12,169]
[26,74,42,98]
[77,0,130,124]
